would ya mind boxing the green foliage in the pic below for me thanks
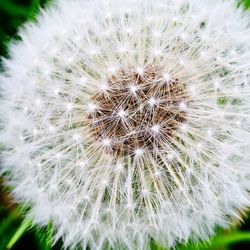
[0,0,250,249]
[0,0,50,61]
[0,204,54,250]
[244,0,250,7]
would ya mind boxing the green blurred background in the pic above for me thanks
[0,0,250,249]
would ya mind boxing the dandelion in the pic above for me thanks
[1,0,250,249]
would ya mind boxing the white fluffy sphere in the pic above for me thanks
[1,0,250,249]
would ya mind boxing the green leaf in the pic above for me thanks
[6,218,32,249]
[34,222,54,250]
[0,208,20,237]
[178,231,250,250]
[0,1,30,17]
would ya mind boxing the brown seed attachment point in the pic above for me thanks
[87,65,188,157]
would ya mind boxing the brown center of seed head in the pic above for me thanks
[87,65,188,157]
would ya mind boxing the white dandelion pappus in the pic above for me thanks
[1,0,250,249]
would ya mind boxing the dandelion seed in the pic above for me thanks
[152,48,162,56]
[129,84,139,94]
[180,124,189,133]
[148,97,158,107]
[151,124,160,133]
[53,88,59,95]
[87,102,97,112]
[1,0,250,249]
[179,101,187,111]
[102,138,112,147]
[167,153,174,161]
[163,72,172,82]
[117,109,126,118]
[134,148,144,157]
[135,67,144,75]
[99,83,108,92]
[125,27,133,34]
[79,76,87,86]
[66,103,73,112]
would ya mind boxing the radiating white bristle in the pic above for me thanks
[0,0,250,250]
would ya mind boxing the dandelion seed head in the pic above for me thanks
[1,0,250,249]
[87,65,187,156]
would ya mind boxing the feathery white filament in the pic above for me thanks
[0,0,250,249]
